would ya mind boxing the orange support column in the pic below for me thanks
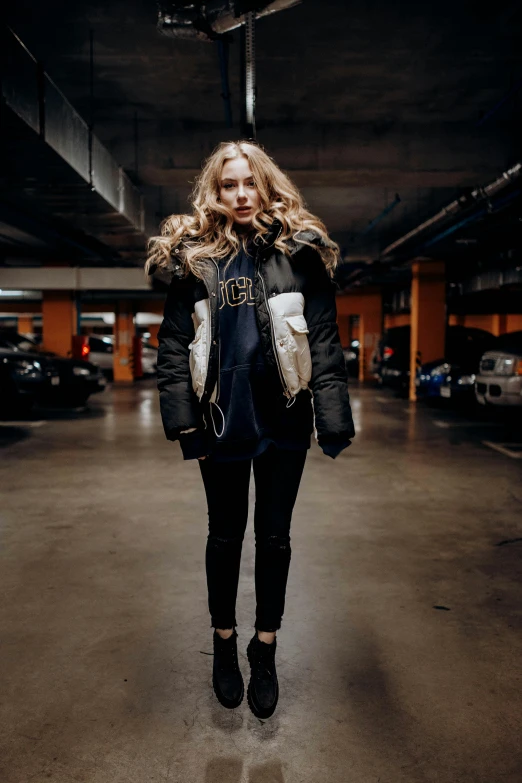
[148,323,160,348]
[337,289,383,381]
[409,260,446,401]
[113,303,135,384]
[336,314,350,347]
[17,315,33,335]
[491,314,508,336]
[358,294,382,382]
[42,292,77,356]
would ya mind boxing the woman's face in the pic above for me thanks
[219,156,261,227]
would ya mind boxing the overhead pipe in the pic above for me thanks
[362,193,401,235]
[380,162,522,259]
[339,185,522,291]
[419,188,522,252]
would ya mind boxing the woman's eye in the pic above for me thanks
[247,181,256,187]
[222,183,234,189]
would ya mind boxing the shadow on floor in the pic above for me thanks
[204,758,285,783]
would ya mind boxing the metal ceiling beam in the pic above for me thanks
[0,267,152,291]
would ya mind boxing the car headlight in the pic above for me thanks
[457,374,476,385]
[73,366,91,377]
[430,363,451,377]
[497,357,516,376]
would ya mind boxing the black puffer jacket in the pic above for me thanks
[155,220,355,452]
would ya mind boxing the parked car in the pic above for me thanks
[88,336,114,378]
[475,331,522,407]
[377,325,496,398]
[416,327,496,401]
[439,365,482,405]
[342,340,360,378]
[416,358,451,399]
[0,348,55,415]
[87,335,157,378]
[375,325,411,395]
[141,341,158,376]
[0,330,106,407]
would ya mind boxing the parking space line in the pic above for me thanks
[482,441,522,459]
[0,420,46,428]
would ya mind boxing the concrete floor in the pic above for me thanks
[1,382,521,783]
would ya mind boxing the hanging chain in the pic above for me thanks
[244,11,256,138]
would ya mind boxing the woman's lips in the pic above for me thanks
[236,206,251,212]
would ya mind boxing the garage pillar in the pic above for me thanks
[148,323,160,348]
[492,313,508,336]
[113,302,134,385]
[336,314,350,347]
[42,292,77,356]
[358,294,383,382]
[337,289,383,381]
[17,315,33,335]
[409,259,446,401]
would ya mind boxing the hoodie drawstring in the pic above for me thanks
[208,394,294,438]
[209,400,226,438]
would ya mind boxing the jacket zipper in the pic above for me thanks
[211,258,221,403]
[256,267,292,400]
[198,259,220,405]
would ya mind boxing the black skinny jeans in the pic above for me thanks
[198,444,307,633]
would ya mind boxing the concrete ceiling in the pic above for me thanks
[5,0,522,261]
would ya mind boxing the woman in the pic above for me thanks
[146,140,355,719]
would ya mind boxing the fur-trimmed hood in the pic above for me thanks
[251,218,337,257]
[151,219,337,281]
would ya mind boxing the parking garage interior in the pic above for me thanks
[1,2,522,782]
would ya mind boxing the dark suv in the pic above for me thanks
[0,331,106,407]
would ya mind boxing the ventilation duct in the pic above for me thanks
[157,1,301,42]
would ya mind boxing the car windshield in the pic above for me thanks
[493,331,522,354]
[89,337,113,353]
[0,332,40,352]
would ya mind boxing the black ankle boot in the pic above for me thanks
[212,629,244,709]
[246,633,279,719]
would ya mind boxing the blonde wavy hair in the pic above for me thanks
[145,140,339,278]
